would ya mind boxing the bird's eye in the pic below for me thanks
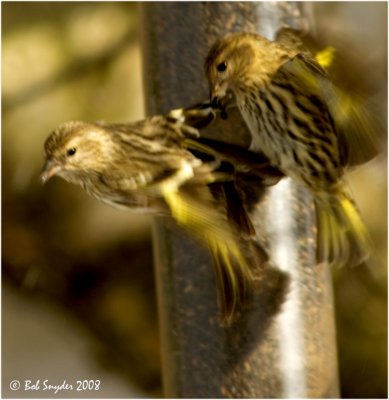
[67,147,77,156]
[216,61,227,72]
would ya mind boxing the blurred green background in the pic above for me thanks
[2,2,387,398]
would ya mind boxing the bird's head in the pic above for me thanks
[205,32,281,108]
[41,121,115,184]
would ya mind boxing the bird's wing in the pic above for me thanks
[275,27,307,53]
[182,137,284,234]
[161,179,256,325]
[280,52,380,167]
[209,180,256,238]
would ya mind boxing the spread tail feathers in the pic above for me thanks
[162,185,255,325]
[315,192,370,267]
[208,237,252,325]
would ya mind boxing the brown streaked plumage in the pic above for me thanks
[41,103,280,325]
[205,31,373,267]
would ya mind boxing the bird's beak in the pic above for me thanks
[40,160,62,184]
[210,80,229,103]
[210,95,220,109]
[210,84,230,119]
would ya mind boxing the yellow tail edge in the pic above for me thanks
[315,193,370,268]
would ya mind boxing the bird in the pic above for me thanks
[41,103,279,325]
[205,29,377,267]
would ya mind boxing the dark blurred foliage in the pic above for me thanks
[2,2,387,398]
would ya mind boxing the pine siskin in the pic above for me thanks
[41,103,279,325]
[205,30,377,267]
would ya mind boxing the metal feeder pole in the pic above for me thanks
[141,2,339,398]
